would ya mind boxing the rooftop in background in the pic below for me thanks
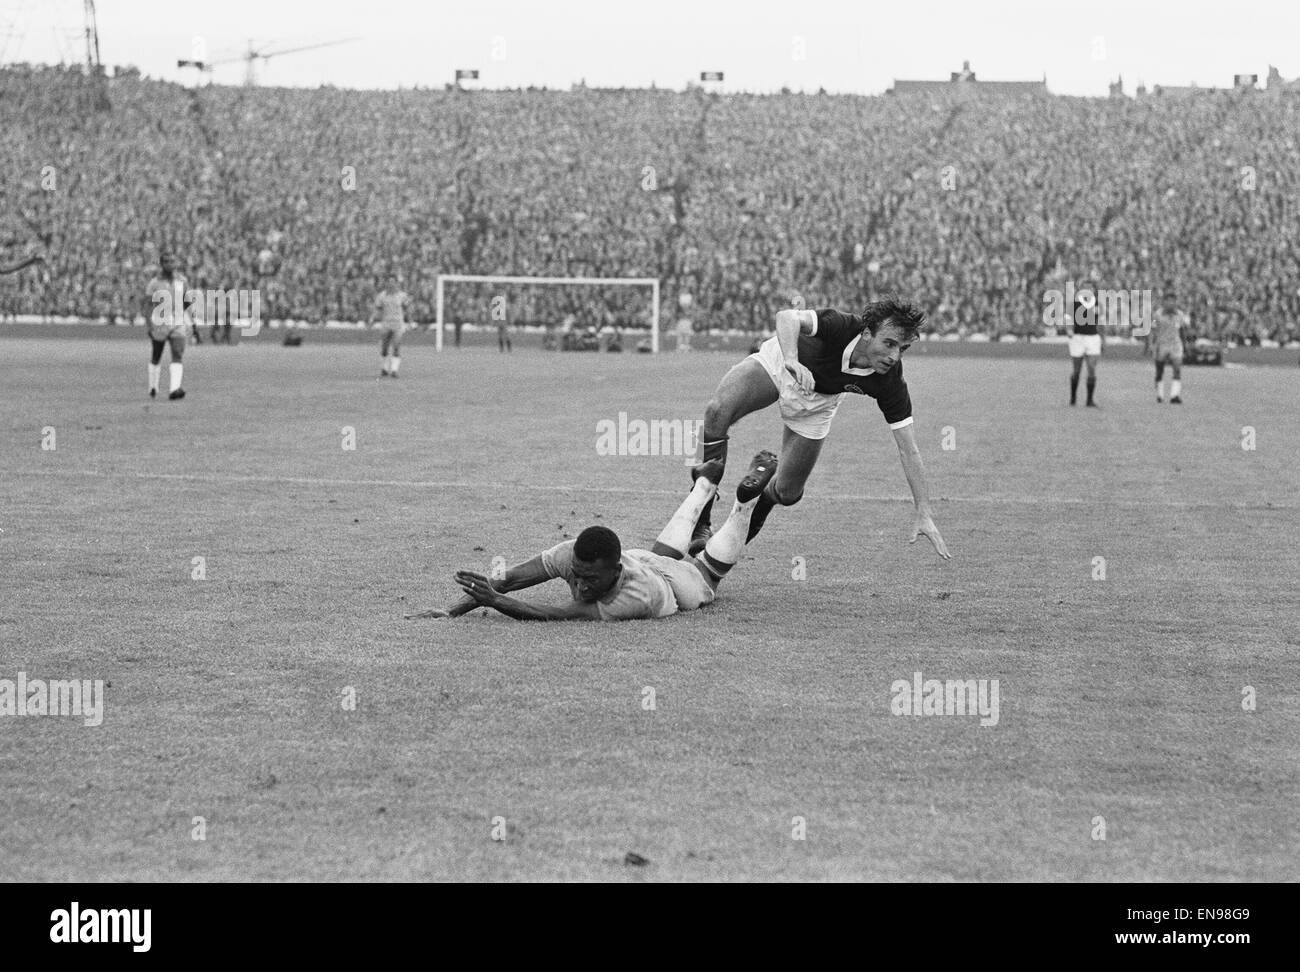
[890,61,1049,96]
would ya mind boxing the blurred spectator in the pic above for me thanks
[1,66,1297,344]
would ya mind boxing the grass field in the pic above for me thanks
[2,336,1297,881]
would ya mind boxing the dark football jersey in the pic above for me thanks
[798,309,913,425]
[1072,293,1099,335]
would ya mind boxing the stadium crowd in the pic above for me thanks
[2,64,1298,344]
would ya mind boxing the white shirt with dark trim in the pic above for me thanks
[798,308,914,429]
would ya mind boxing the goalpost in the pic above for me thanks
[433,274,661,353]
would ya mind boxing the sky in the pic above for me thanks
[2,0,1298,97]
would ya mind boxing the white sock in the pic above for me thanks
[655,476,718,555]
[703,495,759,568]
[391,356,401,374]
[169,362,183,392]
[1170,379,1181,398]
[148,363,161,391]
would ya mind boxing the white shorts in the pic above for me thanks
[1068,334,1102,358]
[653,555,717,612]
[750,337,843,440]
[1153,346,1183,365]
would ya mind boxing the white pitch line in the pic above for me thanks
[6,467,1297,511]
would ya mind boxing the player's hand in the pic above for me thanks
[454,570,500,606]
[784,360,816,395]
[790,293,805,311]
[910,511,951,560]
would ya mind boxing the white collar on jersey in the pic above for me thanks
[841,335,875,375]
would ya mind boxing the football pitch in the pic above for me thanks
[2,336,1297,882]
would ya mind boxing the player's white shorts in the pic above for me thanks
[1068,334,1102,358]
[656,556,716,611]
[750,337,843,440]
[1154,346,1183,365]
[148,325,187,347]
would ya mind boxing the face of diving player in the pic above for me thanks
[570,555,623,602]
[858,321,913,374]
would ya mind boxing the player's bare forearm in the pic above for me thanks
[774,309,803,363]
[892,424,950,558]
[478,593,595,622]
[892,425,933,512]
[453,569,601,621]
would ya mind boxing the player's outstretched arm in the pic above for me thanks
[891,423,951,560]
[405,554,553,619]
[454,570,601,621]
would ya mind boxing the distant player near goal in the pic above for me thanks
[687,296,949,560]
[144,251,191,400]
[1068,287,1102,407]
[370,275,410,377]
[407,451,777,621]
[1145,291,1187,404]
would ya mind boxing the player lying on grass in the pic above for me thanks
[407,451,777,621]
[688,295,950,560]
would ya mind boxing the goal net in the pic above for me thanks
[434,274,661,352]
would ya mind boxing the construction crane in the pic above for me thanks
[178,36,358,86]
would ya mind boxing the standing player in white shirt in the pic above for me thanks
[143,251,192,400]
[370,276,411,377]
[1145,291,1188,404]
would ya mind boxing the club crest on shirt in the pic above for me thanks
[844,383,866,394]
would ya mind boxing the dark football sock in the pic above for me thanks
[699,550,733,580]
[1069,373,1079,403]
[694,437,729,529]
[746,484,778,543]
[1086,376,1096,404]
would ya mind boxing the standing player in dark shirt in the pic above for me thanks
[1068,288,1103,407]
[688,297,949,559]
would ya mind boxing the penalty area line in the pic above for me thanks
[7,467,1299,510]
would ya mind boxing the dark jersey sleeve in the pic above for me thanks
[812,308,860,348]
[874,364,913,426]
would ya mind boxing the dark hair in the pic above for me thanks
[574,525,621,564]
[863,297,926,341]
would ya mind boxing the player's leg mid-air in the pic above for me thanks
[687,294,949,560]
[650,450,778,585]
[406,450,778,622]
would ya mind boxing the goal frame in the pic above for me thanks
[433,274,661,352]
